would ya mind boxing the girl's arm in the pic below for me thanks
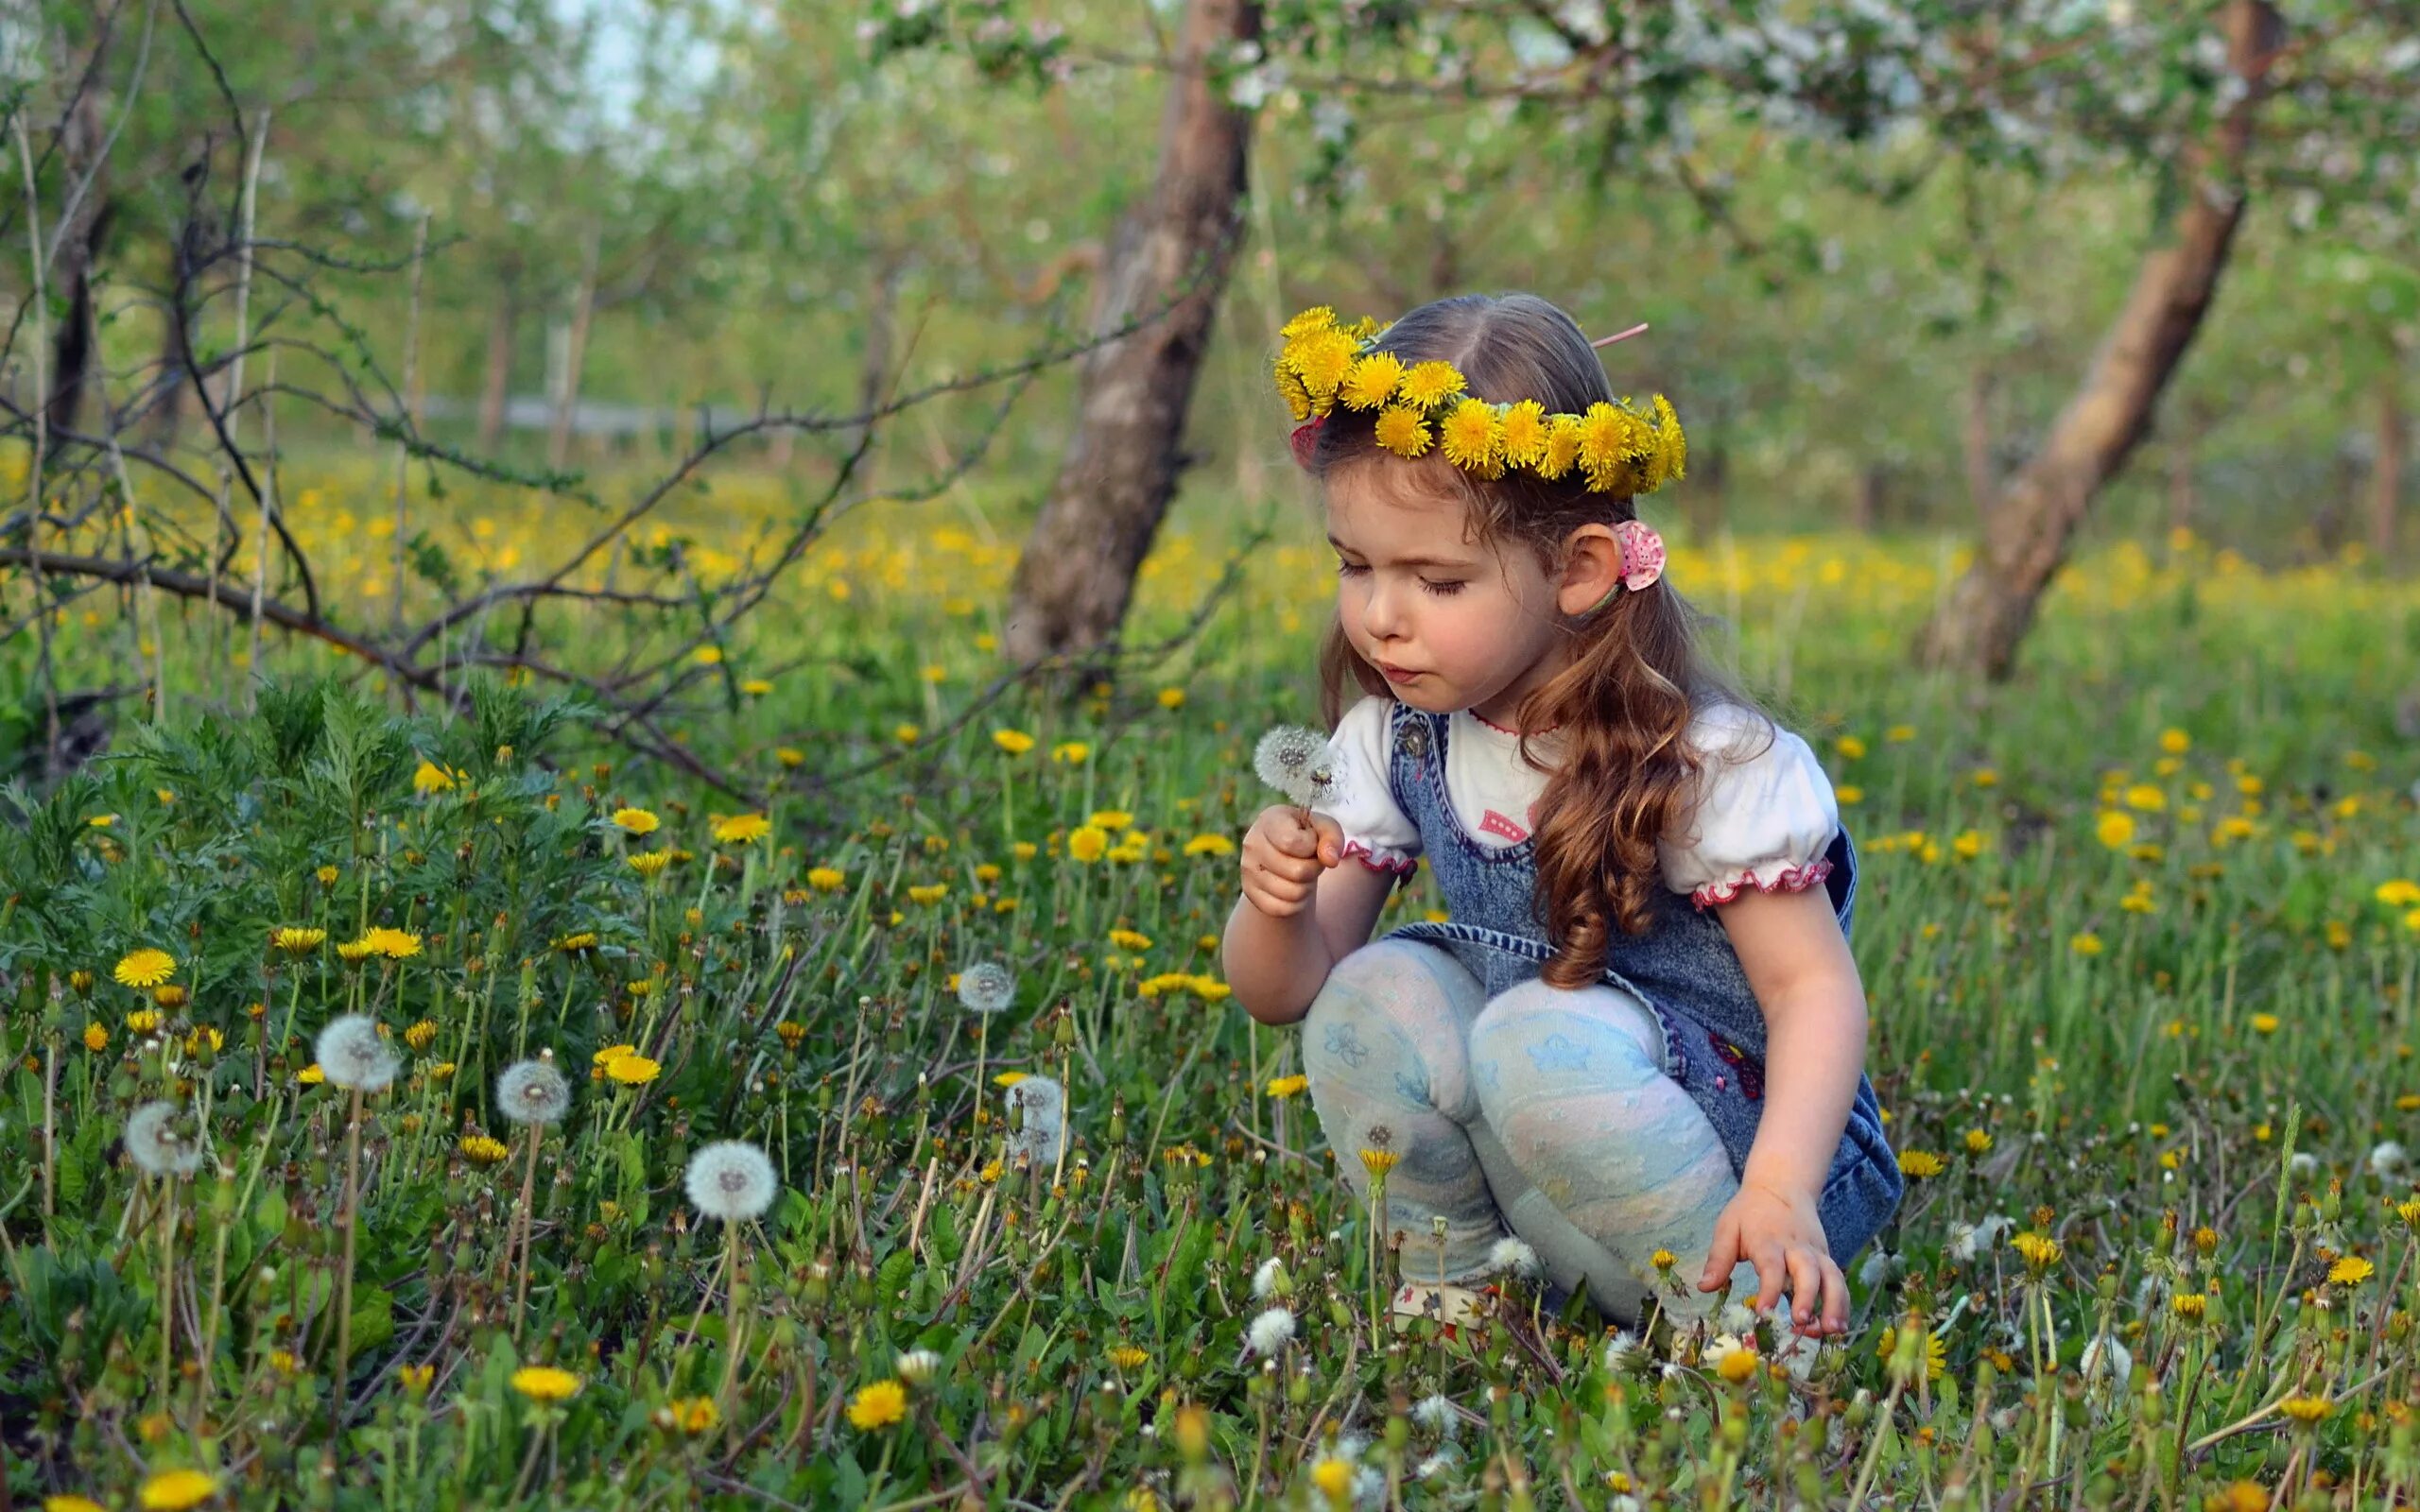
[1223,807,1400,1025]
[1697,884,1870,1332]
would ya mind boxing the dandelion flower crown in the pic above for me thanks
[1272,305,1687,498]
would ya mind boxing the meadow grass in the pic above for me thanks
[3,456,2419,1509]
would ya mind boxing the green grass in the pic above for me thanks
[3,486,2420,1509]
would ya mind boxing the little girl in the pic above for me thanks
[1222,293,1900,1340]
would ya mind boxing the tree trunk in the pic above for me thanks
[1962,366,1996,518]
[1852,464,1883,533]
[2375,363,2405,560]
[46,82,111,437]
[1001,0,1261,676]
[478,284,515,450]
[1911,0,2283,679]
[548,229,600,472]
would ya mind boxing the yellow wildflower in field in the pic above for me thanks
[659,1396,721,1434]
[1190,977,1231,1001]
[114,948,177,988]
[1183,833,1236,857]
[297,1064,324,1085]
[1835,735,1867,760]
[2250,1013,2279,1035]
[740,679,773,697]
[1050,741,1091,765]
[605,1054,661,1086]
[271,926,326,954]
[1108,1345,1150,1371]
[404,1020,438,1051]
[2278,1396,2331,1425]
[1875,1325,1946,1381]
[412,761,455,796]
[807,867,845,890]
[774,746,804,767]
[1067,825,1110,863]
[2171,1293,2207,1321]
[316,865,339,885]
[44,1495,108,1512]
[362,927,423,959]
[612,807,660,835]
[1087,810,1134,832]
[593,1043,639,1068]
[128,1009,162,1035]
[906,884,948,905]
[1651,1248,1677,1271]
[992,729,1035,755]
[1885,724,1915,743]
[460,1134,510,1166]
[1108,928,1152,951]
[1267,1074,1308,1099]
[1358,1148,1401,1177]
[135,1469,218,1511]
[894,724,920,745]
[628,850,673,877]
[2069,933,2104,957]
[2095,811,2135,849]
[2158,728,2190,753]
[2011,1232,2062,1271]
[847,1379,908,1430]
[510,1366,581,1402]
[1310,1457,1355,1501]
[711,813,771,844]
[1836,785,1863,806]
[2327,1255,2374,1285]
[82,1023,107,1052]
[1897,1150,1944,1179]
[1964,1128,1994,1154]
[2124,783,2165,812]
[1951,830,1986,860]
[2377,880,2420,908]
[1158,688,1185,710]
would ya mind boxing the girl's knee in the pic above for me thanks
[1302,939,1481,1113]
[1468,979,1666,1092]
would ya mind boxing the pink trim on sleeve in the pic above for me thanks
[1340,838,1419,876]
[1691,858,1832,910]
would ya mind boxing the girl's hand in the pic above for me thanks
[1696,1179,1849,1337]
[1240,805,1344,919]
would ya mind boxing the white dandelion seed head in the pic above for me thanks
[125,1100,207,1177]
[2080,1334,2133,1383]
[1253,1256,1291,1299]
[1718,1300,1758,1335]
[1005,1074,1067,1166]
[1335,1432,1369,1462]
[957,960,1017,1015]
[2288,1151,2320,1178]
[1858,1246,1903,1288]
[1414,1451,1458,1480]
[1411,1392,1456,1434]
[894,1348,942,1385]
[1612,1496,1641,1512]
[496,1058,572,1125]
[315,1014,399,1092]
[1487,1236,1541,1280]
[2368,1141,2408,1177]
[1603,1329,1644,1371]
[1253,725,1328,806]
[683,1139,779,1223]
[1245,1304,1296,1357]
[1351,1464,1385,1510]
[1305,749,1352,812]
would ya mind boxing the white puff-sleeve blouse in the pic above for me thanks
[1320,695,1422,875]
[1658,702,1841,909]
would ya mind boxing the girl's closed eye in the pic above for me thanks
[1335,558,1462,596]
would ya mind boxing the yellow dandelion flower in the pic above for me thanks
[1647,394,1686,488]
[2011,1231,2062,1270]
[2278,1395,2331,1425]
[2124,783,2166,813]
[613,807,660,835]
[82,1022,108,1053]
[1897,1150,1945,1178]
[1274,360,1313,422]
[1536,413,1583,479]
[1158,687,1186,710]
[741,679,773,697]
[1650,1248,1677,1271]
[510,1366,581,1402]
[364,927,423,959]
[992,729,1036,755]
[807,866,845,890]
[846,1379,908,1431]
[1311,1459,1353,1499]
[1183,833,1236,857]
[1068,825,1110,863]
[605,1054,661,1086]
[1372,404,1432,459]
[1107,1345,1150,1371]
[1050,741,1091,765]
[1286,328,1358,399]
[1267,1074,1308,1099]
[47,1495,110,1512]
[459,1134,510,1166]
[2250,1012,2279,1035]
[1964,1128,1994,1154]
[2069,932,2104,957]
[1396,360,1465,410]
[2376,880,2420,908]
[2327,1255,2374,1285]
[1358,1147,1401,1177]
[592,1043,640,1067]
[992,1071,1029,1088]
[1280,306,1337,340]
[270,926,326,955]
[113,948,177,989]
[127,1008,162,1035]
[628,850,673,877]
[403,1020,438,1052]
[1087,810,1134,832]
[411,760,455,796]
[1340,352,1405,410]
[711,813,771,845]
[297,1063,325,1085]
[135,1469,218,1511]
[1438,399,1502,474]
[2159,728,2191,753]
[1496,400,1550,470]
[1575,403,1646,490]
[906,884,948,905]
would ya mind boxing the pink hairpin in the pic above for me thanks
[1590,322,1650,350]
[1615,518,1665,592]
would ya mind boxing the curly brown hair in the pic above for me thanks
[1305,292,1779,988]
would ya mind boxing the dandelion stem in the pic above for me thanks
[156,1175,177,1409]
[511,1123,543,1342]
[333,1084,366,1431]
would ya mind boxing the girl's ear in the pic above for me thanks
[1555,523,1622,618]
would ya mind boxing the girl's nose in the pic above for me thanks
[1359,582,1405,641]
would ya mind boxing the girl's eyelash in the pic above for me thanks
[1335,559,1463,596]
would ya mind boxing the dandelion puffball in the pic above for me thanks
[497,1058,572,1125]
[1252,725,1328,808]
[1005,1074,1067,1167]
[684,1140,779,1224]
[1251,1256,1290,1300]
[956,960,1017,1015]
[1245,1304,1296,1357]
[314,1014,399,1093]
[125,1100,207,1177]
[1486,1236,1541,1280]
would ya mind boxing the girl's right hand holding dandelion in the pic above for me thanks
[1240,805,1345,919]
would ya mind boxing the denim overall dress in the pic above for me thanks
[1373,701,1904,1263]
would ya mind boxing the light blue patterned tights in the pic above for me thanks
[1301,938,1761,1326]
